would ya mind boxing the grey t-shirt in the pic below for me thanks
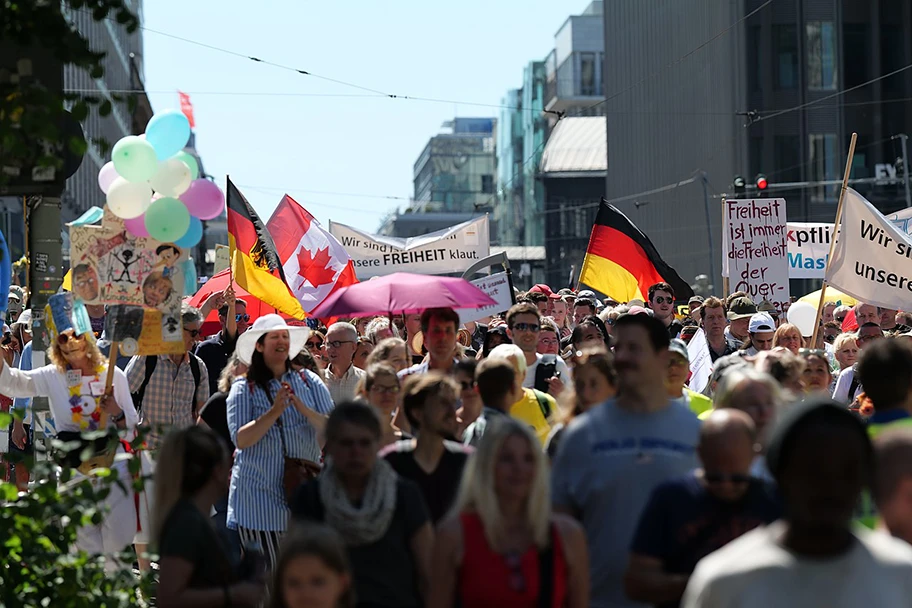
[551,398,701,608]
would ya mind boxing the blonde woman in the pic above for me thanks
[430,417,589,608]
[772,323,804,354]
[155,426,265,608]
[0,325,138,559]
[833,333,860,371]
[365,337,410,373]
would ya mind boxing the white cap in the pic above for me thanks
[749,312,776,334]
[13,309,32,334]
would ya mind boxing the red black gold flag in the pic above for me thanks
[226,178,306,319]
[579,199,694,302]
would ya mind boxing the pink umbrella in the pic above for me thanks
[311,272,497,319]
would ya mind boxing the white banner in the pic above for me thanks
[329,216,490,279]
[455,271,514,325]
[786,207,912,279]
[826,189,912,310]
[722,198,790,311]
[687,328,712,395]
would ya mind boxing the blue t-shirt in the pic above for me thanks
[551,398,701,608]
[630,474,782,608]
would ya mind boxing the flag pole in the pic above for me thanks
[226,175,237,336]
[810,132,857,347]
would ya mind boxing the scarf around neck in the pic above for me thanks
[319,457,398,546]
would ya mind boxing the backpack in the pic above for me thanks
[533,354,558,394]
[131,355,201,415]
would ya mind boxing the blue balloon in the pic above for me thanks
[145,110,191,160]
[173,216,203,248]
[0,230,9,314]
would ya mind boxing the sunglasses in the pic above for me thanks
[511,322,540,333]
[235,314,251,323]
[652,296,673,305]
[459,380,474,391]
[184,328,200,338]
[835,316,846,322]
[704,472,751,484]
[306,340,324,349]
[799,348,827,358]
[824,335,837,344]
[57,332,86,345]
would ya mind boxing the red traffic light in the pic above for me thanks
[756,174,768,191]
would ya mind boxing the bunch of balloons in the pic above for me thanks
[97,110,225,248]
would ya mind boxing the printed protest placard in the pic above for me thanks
[330,216,490,279]
[687,328,712,394]
[722,198,790,311]
[826,189,912,310]
[455,271,515,325]
[787,222,832,279]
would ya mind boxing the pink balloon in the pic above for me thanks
[98,161,119,194]
[124,214,150,237]
[180,179,225,220]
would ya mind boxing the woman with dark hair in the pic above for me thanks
[270,524,356,608]
[569,316,609,352]
[481,325,511,359]
[291,401,434,608]
[227,315,335,571]
[155,426,265,607]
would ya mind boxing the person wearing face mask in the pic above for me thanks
[0,323,138,562]
[227,315,335,572]
[625,410,781,608]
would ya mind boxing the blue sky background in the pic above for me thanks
[142,0,589,231]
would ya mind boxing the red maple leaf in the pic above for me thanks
[296,246,337,288]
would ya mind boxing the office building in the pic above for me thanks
[601,0,912,292]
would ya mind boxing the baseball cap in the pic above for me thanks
[577,289,597,299]
[669,338,689,363]
[758,299,780,317]
[529,284,560,300]
[727,296,758,320]
[688,295,704,307]
[748,312,776,334]
[12,309,32,334]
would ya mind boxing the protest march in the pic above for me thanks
[8,102,912,608]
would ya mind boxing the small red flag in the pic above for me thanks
[178,91,195,129]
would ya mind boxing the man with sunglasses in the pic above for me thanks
[195,290,248,396]
[626,409,781,608]
[505,303,571,396]
[649,282,683,339]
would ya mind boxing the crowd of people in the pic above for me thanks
[6,280,912,607]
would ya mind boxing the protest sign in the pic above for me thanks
[826,188,912,310]
[686,328,712,394]
[329,216,490,279]
[722,198,790,311]
[213,244,230,275]
[455,271,515,325]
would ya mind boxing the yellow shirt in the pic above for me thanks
[509,388,556,446]
[685,389,713,417]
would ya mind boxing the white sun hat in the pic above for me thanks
[235,314,310,365]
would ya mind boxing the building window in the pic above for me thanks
[774,135,801,184]
[809,133,838,201]
[843,24,869,88]
[773,25,798,90]
[881,26,904,95]
[748,26,762,92]
[750,136,764,180]
[807,22,837,90]
[580,53,597,96]
[481,174,494,194]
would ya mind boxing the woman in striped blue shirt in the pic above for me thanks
[227,315,335,571]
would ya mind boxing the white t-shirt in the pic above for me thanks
[833,366,861,404]
[523,353,572,389]
[682,522,912,608]
[0,361,138,434]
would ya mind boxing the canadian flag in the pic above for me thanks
[266,195,358,314]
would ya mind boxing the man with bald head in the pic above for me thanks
[624,410,782,608]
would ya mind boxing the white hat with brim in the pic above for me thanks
[235,314,310,365]
[12,309,32,334]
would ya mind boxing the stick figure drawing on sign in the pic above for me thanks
[110,248,140,284]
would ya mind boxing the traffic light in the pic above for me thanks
[733,175,746,194]
[755,174,768,192]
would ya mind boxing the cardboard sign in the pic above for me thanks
[329,216,490,279]
[722,198,790,311]
[455,271,515,325]
[213,243,230,275]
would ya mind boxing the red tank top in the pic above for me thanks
[457,512,568,608]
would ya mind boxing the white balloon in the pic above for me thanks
[106,177,152,219]
[786,301,818,337]
[149,158,192,197]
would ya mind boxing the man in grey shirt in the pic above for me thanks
[552,313,701,608]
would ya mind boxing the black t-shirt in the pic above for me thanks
[291,477,430,608]
[195,332,237,396]
[200,391,232,448]
[159,499,235,588]
[630,474,782,608]
[381,440,472,523]
[667,319,683,339]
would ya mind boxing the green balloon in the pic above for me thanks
[144,196,191,243]
[112,135,158,182]
[172,151,200,181]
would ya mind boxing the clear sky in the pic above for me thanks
[142,0,591,232]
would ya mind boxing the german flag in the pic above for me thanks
[579,199,694,302]
[226,178,306,319]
